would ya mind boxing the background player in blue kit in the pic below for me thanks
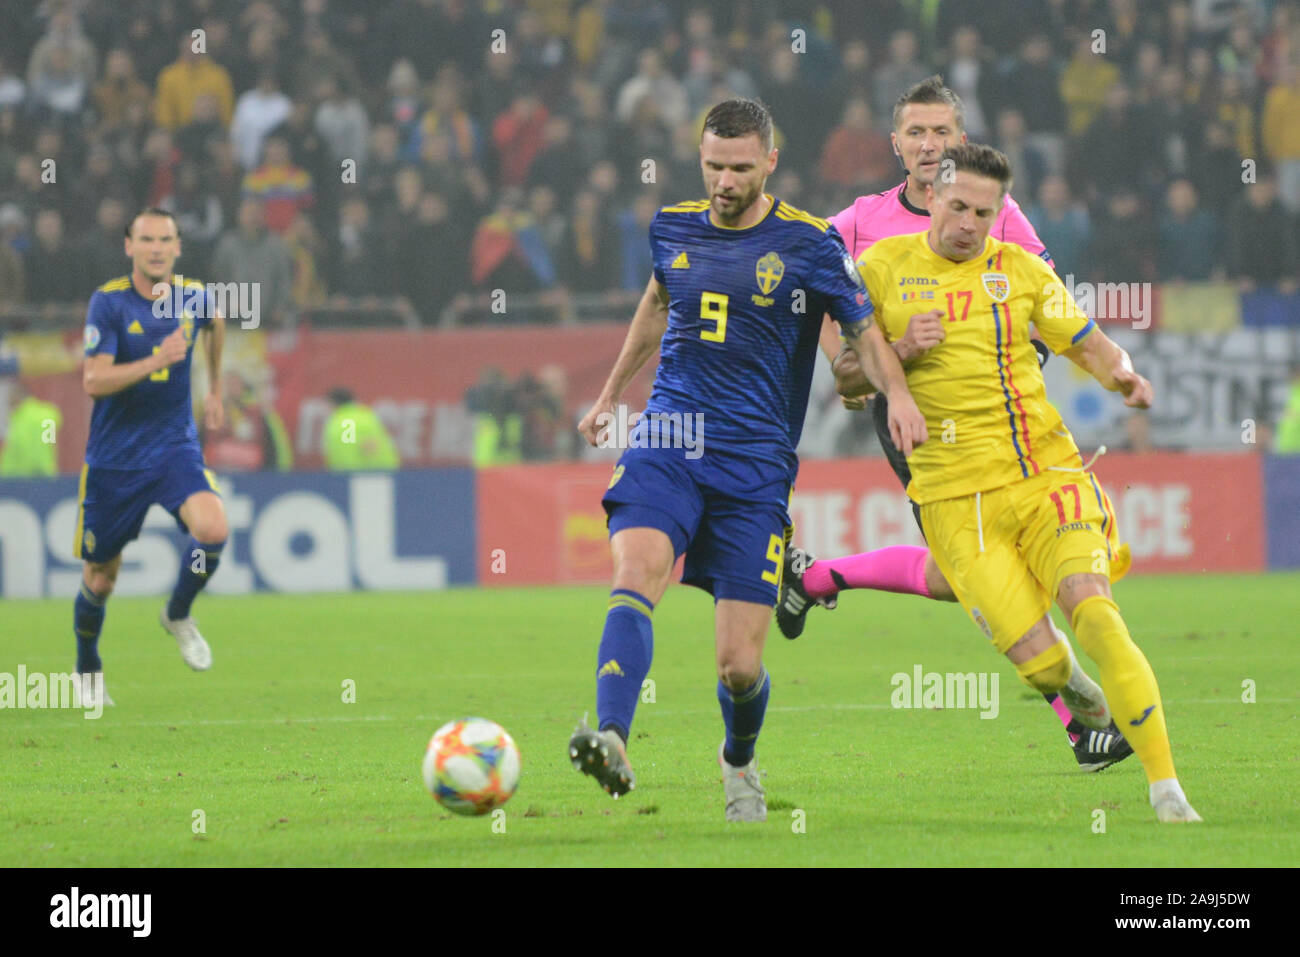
[568,100,926,820]
[75,207,229,706]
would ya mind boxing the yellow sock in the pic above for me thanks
[1071,595,1175,783]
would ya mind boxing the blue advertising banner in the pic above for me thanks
[1264,455,1300,569]
[0,469,476,598]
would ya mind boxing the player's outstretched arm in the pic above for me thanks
[83,328,186,398]
[831,309,945,406]
[1062,326,1153,408]
[840,316,928,455]
[577,276,669,446]
[201,313,226,430]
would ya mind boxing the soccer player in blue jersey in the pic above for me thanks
[568,99,926,820]
[75,207,229,706]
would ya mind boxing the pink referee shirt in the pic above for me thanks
[829,181,1053,268]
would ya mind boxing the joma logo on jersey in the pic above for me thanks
[755,252,784,295]
[898,277,940,286]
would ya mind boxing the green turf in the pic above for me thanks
[2,573,1296,866]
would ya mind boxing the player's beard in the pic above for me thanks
[712,181,763,225]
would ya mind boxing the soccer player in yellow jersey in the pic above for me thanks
[848,143,1199,823]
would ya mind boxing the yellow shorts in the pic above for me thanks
[920,468,1131,653]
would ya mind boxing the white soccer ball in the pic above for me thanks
[422,717,522,816]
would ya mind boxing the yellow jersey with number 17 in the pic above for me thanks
[855,232,1097,505]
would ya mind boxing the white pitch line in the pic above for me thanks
[2,696,1292,731]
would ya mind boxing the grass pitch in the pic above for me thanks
[2,573,1296,867]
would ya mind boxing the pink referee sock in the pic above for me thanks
[802,545,932,600]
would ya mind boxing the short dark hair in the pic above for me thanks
[937,143,1013,195]
[892,74,966,132]
[327,386,355,406]
[701,98,773,151]
[125,206,179,238]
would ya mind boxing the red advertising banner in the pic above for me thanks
[476,452,1265,586]
[272,323,653,469]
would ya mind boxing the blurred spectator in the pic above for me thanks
[313,76,370,170]
[873,31,932,133]
[384,58,423,152]
[163,163,223,278]
[530,114,582,199]
[0,56,25,110]
[1209,69,1256,160]
[492,91,550,188]
[1072,83,1144,197]
[616,49,688,129]
[570,80,613,170]
[1225,171,1300,292]
[1157,179,1219,281]
[333,195,383,295]
[819,98,895,191]
[993,108,1047,203]
[322,386,400,470]
[28,44,87,122]
[1026,175,1091,278]
[283,214,327,310]
[1060,33,1120,137]
[1276,364,1300,454]
[761,48,823,171]
[392,190,457,323]
[154,33,235,131]
[362,123,403,203]
[293,26,362,102]
[1087,188,1155,284]
[0,207,25,303]
[230,69,292,170]
[528,185,567,271]
[67,145,132,233]
[93,49,152,131]
[25,208,79,303]
[26,8,97,102]
[470,187,557,294]
[466,367,522,466]
[943,26,993,141]
[1262,62,1300,213]
[0,382,61,477]
[74,196,130,285]
[141,126,181,207]
[562,189,618,294]
[177,92,226,163]
[202,370,293,472]
[241,135,314,234]
[618,192,659,291]
[416,71,479,165]
[616,97,673,187]
[1121,410,1153,454]
[518,364,573,461]
[1189,120,1244,220]
[211,198,294,325]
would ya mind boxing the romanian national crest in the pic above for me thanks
[756,252,785,295]
[982,272,1010,302]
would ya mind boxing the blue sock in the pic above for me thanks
[74,582,108,673]
[719,666,771,767]
[595,589,655,743]
[167,538,224,621]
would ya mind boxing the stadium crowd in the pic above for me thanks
[0,0,1298,326]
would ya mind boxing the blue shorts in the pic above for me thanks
[603,445,793,605]
[74,448,221,562]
